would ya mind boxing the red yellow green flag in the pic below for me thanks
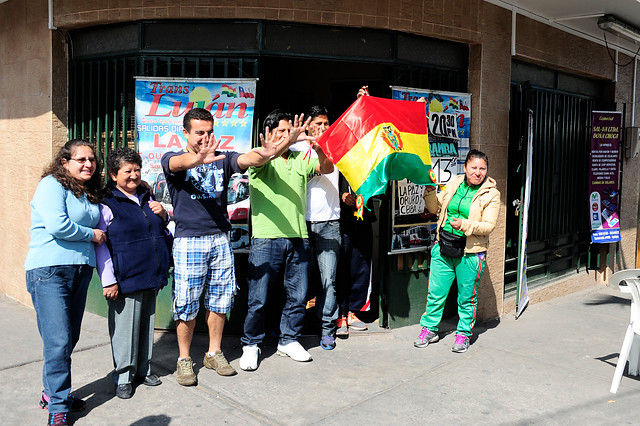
[317,95,434,211]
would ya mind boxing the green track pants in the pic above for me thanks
[419,243,486,336]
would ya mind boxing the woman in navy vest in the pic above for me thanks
[96,147,171,399]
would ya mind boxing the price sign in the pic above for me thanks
[429,112,458,139]
[432,157,457,185]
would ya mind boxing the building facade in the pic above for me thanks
[1,0,638,325]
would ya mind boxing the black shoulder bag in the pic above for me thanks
[438,228,466,258]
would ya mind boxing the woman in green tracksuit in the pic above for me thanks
[414,149,500,353]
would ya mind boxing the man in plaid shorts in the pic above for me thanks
[161,108,288,386]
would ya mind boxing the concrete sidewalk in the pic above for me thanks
[2,284,640,425]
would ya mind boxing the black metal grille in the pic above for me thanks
[505,83,597,294]
[68,55,258,167]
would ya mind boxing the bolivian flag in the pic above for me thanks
[317,95,434,214]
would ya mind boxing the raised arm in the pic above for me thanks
[237,126,288,169]
[168,131,225,172]
[423,185,442,215]
[309,122,334,174]
[313,142,334,174]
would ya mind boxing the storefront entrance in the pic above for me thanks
[504,61,607,296]
[68,20,468,330]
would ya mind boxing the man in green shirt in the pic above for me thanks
[240,109,334,371]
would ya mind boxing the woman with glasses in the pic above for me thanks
[25,139,106,426]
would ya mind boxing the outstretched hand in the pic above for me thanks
[194,132,226,164]
[310,124,327,139]
[255,126,288,159]
[289,114,314,144]
[308,124,327,153]
[357,85,370,98]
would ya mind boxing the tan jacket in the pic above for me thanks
[424,174,501,253]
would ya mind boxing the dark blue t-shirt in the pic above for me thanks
[161,150,244,238]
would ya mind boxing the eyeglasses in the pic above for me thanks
[70,157,96,164]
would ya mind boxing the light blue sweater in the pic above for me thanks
[24,175,100,270]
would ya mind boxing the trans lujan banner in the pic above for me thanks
[135,77,256,251]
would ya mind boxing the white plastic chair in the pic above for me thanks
[610,269,640,394]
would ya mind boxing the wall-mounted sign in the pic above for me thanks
[588,111,621,243]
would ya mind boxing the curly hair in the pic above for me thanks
[41,139,104,204]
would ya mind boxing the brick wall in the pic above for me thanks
[52,0,485,40]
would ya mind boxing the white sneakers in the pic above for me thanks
[239,345,260,371]
[276,341,312,362]
[240,341,312,371]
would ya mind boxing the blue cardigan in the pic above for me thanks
[24,175,100,270]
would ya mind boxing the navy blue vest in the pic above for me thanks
[103,185,170,294]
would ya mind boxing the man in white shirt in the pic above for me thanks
[291,106,341,350]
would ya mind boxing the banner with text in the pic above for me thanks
[135,77,256,207]
[135,78,256,251]
[389,86,471,252]
[588,111,621,243]
[391,85,471,182]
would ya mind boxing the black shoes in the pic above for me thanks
[115,384,133,399]
[134,373,162,387]
[116,374,161,399]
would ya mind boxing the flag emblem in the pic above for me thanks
[381,124,403,151]
[317,95,436,209]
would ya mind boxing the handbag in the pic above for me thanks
[438,228,466,258]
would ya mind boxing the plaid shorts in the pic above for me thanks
[172,233,237,321]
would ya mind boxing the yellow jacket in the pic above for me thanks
[424,174,501,254]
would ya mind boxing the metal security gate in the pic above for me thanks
[505,81,598,294]
[68,56,258,166]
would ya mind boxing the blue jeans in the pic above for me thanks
[242,238,310,346]
[308,221,341,336]
[26,265,93,414]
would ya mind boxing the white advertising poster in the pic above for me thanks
[516,110,533,318]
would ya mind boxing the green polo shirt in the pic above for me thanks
[249,151,318,239]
